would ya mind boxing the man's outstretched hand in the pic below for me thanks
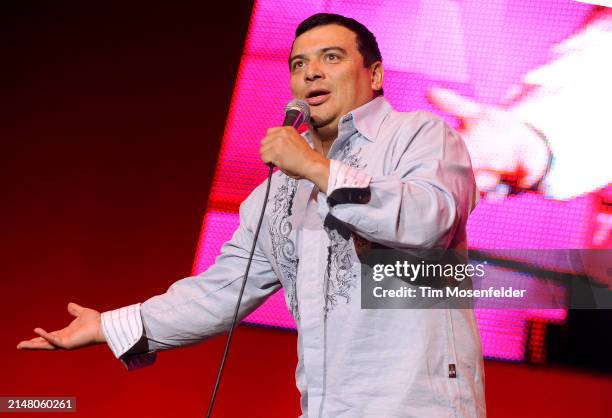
[16,302,106,350]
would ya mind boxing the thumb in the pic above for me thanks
[67,302,85,317]
[427,87,482,120]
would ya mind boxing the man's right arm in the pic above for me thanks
[105,182,281,369]
[18,182,281,370]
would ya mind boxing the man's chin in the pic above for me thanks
[309,113,336,129]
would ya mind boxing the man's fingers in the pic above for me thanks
[67,302,84,317]
[260,153,274,166]
[260,133,285,147]
[259,142,272,152]
[427,87,482,120]
[260,136,273,147]
[17,337,56,350]
[260,143,281,164]
[34,328,64,347]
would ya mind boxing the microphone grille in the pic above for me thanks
[285,99,310,125]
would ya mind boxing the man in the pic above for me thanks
[18,13,485,417]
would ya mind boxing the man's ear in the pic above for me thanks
[370,61,384,92]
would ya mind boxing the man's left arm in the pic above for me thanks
[318,117,478,249]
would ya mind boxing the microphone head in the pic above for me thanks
[285,99,310,125]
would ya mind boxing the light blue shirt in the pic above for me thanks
[101,96,485,417]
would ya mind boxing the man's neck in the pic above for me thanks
[307,96,379,156]
[308,124,338,157]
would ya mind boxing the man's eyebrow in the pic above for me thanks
[319,46,347,55]
[288,46,348,67]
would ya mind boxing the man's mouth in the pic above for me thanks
[305,89,331,106]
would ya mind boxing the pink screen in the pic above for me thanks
[193,0,611,362]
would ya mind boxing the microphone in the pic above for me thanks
[283,99,310,128]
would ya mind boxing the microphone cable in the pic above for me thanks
[205,99,309,417]
[205,164,274,418]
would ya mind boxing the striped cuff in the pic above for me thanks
[101,303,144,359]
[328,159,372,195]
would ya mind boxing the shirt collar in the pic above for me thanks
[338,96,393,142]
[303,96,393,144]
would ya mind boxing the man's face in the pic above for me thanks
[289,24,381,131]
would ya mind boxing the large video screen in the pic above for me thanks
[193,0,611,362]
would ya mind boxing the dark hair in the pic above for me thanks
[293,13,383,95]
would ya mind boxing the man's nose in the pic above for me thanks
[305,59,323,81]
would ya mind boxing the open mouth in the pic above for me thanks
[305,89,331,105]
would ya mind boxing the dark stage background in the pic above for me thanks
[2,1,610,417]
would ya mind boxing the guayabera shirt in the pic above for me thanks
[101,96,486,417]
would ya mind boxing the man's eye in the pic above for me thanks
[326,54,339,61]
[292,61,304,70]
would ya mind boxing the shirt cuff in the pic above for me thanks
[326,160,372,207]
[328,159,372,195]
[101,303,145,359]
